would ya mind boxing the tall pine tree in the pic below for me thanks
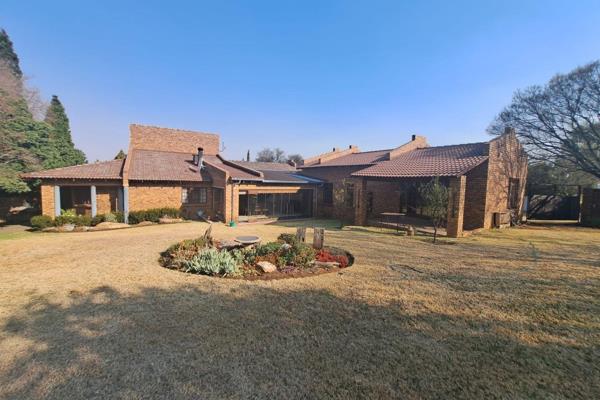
[44,95,86,167]
[0,29,22,78]
[0,28,87,193]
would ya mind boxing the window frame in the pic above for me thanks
[322,183,334,205]
[183,187,208,204]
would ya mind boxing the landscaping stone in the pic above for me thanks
[159,217,183,224]
[58,224,75,232]
[42,227,59,232]
[257,261,277,273]
[73,226,90,232]
[313,261,340,269]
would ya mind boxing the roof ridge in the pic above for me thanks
[130,123,219,137]
[417,141,488,150]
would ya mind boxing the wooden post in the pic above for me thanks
[313,228,324,249]
[296,227,306,242]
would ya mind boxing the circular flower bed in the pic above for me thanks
[159,233,354,280]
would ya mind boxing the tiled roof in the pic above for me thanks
[234,161,296,171]
[128,149,212,182]
[352,142,489,178]
[302,149,391,167]
[21,160,124,180]
[203,156,262,181]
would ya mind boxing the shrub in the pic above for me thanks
[316,249,349,268]
[91,214,105,226]
[160,237,208,269]
[30,215,53,230]
[61,209,77,218]
[256,242,283,256]
[128,207,180,224]
[277,233,298,245]
[54,214,92,227]
[183,248,239,276]
[291,242,316,269]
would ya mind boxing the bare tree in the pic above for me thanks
[287,153,303,165]
[256,147,287,163]
[488,60,600,179]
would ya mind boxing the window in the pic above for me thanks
[323,183,333,205]
[508,178,520,209]
[183,187,207,204]
[344,183,354,207]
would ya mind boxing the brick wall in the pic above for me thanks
[128,184,183,211]
[483,133,528,228]
[129,124,220,155]
[581,188,600,225]
[300,165,366,222]
[96,186,119,214]
[41,185,55,217]
[463,161,489,230]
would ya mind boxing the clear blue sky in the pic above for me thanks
[3,1,600,162]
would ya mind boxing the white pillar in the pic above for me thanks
[123,186,129,223]
[54,186,61,217]
[90,185,97,217]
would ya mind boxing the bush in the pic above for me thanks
[54,213,92,227]
[183,248,239,276]
[256,241,283,256]
[30,215,53,230]
[291,242,316,268]
[160,237,208,269]
[91,214,105,226]
[316,249,349,268]
[277,233,298,245]
[128,207,180,224]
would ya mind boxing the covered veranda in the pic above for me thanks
[352,176,466,238]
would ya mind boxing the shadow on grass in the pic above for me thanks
[1,284,598,399]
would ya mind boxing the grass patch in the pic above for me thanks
[0,222,598,398]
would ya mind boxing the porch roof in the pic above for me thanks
[21,159,124,180]
[352,142,489,178]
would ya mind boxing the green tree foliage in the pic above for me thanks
[114,149,127,160]
[44,95,86,167]
[418,177,449,243]
[0,28,86,193]
[0,29,22,78]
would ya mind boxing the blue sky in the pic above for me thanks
[3,1,600,162]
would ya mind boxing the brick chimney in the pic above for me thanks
[196,147,204,167]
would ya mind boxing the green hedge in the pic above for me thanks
[127,207,180,224]
[30,215,53,229]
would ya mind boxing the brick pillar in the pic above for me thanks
[225,183,239,224]
[446,176,466,238]
[41,184,56,217]
[354,178,368,226]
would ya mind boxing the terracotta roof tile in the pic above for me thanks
[203,156,262,181]
[21,160,124,180]
[352,143,489,178]
[302,149,391,167]
[128,149,211,182]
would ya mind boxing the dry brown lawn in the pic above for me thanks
[0,221,599,399]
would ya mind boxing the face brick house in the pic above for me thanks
[22,125,322,224]
[23,124,527,237]
[299,127,527,237]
